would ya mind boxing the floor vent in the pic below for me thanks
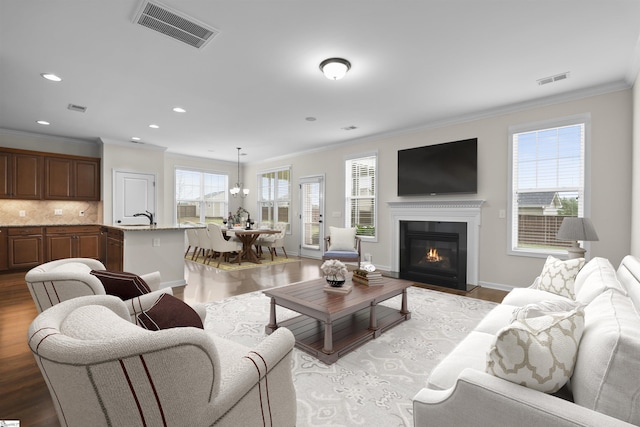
[537,72,570,86]
[133,1,219,49]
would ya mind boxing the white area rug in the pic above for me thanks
[205,286,497,427]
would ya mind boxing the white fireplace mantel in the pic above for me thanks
[388,199,484,286]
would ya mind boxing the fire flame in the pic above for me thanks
[426,248,442,262]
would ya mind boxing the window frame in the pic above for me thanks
[345,151,378,242]
[507,113,591,258]
[256,165,292,233]
[174,166,229,224]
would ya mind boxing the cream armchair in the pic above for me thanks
[24,258,202,322]
[28,295,297,427]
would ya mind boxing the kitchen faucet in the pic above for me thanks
[133,210,154,225]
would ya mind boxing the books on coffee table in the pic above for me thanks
[352,268,384,286]
[324,282,353,294]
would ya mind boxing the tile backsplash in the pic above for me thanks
[0,200,102,225]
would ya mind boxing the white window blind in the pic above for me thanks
[346,155,377,238]
[258,167,291,230]
[510,119,586,255]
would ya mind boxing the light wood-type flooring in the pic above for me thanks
[0,257,506,426]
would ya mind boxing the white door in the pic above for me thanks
[113,171,156,225]
[299,175,324,258]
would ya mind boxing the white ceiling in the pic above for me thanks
[1,0,639,163]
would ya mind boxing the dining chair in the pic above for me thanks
[195,227,214,262]
[208,223,243,267]
[258,222,288,261]
[184,222,200,259]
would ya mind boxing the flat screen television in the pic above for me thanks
[397,138,477,196]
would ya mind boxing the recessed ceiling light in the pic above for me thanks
[131,137,141,141]
[36,120,50,125]
[173,107,186,113]
[41,73,62,82]
[149,124,159,129]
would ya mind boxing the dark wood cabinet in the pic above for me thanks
[105,228,123,271]
[0,148,99,201]
[0,151,42,199]
[45,225,101,261]
[0,228,7,271]
[44,156,100,201]
[8,227,43,269]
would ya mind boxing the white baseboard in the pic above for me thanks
[478,281,514,292]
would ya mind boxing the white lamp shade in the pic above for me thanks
[557,217,599,242]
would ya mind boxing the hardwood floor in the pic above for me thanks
[0,257,507,426]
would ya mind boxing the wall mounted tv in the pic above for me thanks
[397,138,477,196]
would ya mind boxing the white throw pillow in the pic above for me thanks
[573,257,626,304]
[538,256,585,299]
[328,227,357,251]
[510,299,583,323]
[486,305,585,393]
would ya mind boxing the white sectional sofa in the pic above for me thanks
[413,255,640,426]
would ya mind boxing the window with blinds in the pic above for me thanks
[509,116,588,255]
[175,168,228,224]
[257,167,291,230]
[345,154,377,238]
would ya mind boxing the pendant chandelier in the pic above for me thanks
[230,147,249,198]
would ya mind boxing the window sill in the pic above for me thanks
[507,247,568,260]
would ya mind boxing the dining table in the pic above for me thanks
[224,228,280,264]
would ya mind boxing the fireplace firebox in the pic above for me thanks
[399,221,467,290]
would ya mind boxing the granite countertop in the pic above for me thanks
[107,223,205,231]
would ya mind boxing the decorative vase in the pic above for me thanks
[326,276,345,287]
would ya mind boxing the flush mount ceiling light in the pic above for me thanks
[149,124,159,129]
[172,107,186,113]
[319,58,351,80]
[36,120,50,125]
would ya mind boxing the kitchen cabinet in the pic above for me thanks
[8,227,43,269]
[45,225,101,261]
[105,228,123,271]
[44,156,100,201]
[0,228,7,271]
[0,151,42,199]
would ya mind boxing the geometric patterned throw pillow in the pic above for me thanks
[538,256,585,299]
[486,306,585,393]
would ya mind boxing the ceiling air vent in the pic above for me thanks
[133,1,219,49]
[537,72,570,86]
[67,103,87,113]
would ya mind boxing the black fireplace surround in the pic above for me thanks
[399,220,468,290]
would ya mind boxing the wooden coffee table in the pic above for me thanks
[264,276,412,364]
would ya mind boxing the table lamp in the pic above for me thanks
[556,217,599,259]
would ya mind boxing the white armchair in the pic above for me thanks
[28,295,297,427]
[24,258,202,322]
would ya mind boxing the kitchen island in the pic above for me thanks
[103,223,203,289]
